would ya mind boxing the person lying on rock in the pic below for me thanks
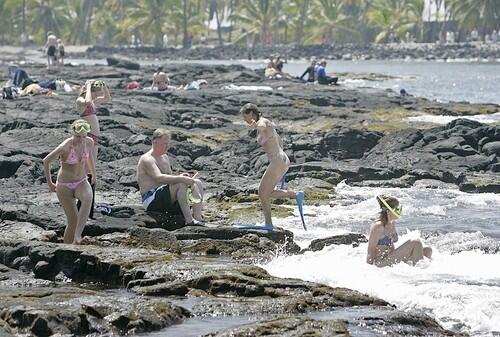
[367,195,432,267]
[152,66,170,91]
[76,79,111,218]
[43,119,96,244]
[137,128,204,225]
[240,103,303,228]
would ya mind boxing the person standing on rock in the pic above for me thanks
[240,103,304,229]
[56,39,65,66]
[76,79,111,218]
[45,31,57,67]
[152,66,170,91]
[137,128,204,225]
[43,119,96,244]
[367,195,432,267]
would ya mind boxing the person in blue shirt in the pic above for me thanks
[316,60,338,85]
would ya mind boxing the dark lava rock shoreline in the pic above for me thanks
[0,60,496,336]
[83,43,500,61]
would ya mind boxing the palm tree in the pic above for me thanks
[231,0,278,45]
[308,0,358,44]
[367,0,422,43]
[127,0,169,47]
[449,0,500,37]
[28,0,70,43]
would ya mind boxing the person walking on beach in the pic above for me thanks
[240,103,304,229]
[152,66,170,91]
[43,119,96,244]
[137,128,204,225]
[316,60,338,85]
[367,195,432,267]
[76,79,111,217]
[57,39,65,66]
[45,31,57,67]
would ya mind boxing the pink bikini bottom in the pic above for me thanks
[57,176,88,191]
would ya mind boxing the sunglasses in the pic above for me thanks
[73,123,91,133]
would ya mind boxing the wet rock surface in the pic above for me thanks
[0,61,490,336]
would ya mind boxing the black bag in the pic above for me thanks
[2,87,14,99]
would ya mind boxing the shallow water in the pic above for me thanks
[23,54,500,106]
[263,182,500,336]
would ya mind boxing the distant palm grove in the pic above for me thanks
[0,0,499,47]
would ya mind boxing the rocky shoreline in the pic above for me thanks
[1,60,498,336]
[82,43,500,61]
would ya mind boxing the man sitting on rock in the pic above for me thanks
[137,128,204,225]
[316,60,338,85]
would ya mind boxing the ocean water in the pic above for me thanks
[263,181,500,336]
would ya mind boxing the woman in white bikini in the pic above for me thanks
[240,103,304,229]
[43,119,96,244]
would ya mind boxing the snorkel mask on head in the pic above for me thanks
[92,80,104,89]
[73,122,91,134]
[377,195,402,218]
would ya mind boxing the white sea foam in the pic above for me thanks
[264,233,500,335]
[266,183,500,336]
[407,112,500,124]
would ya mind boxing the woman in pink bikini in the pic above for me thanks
[43,119,96,244]
[76,80,111,217]
[240,103,304,229]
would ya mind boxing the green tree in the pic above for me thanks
[231,0,278,45]
[28,0,70,43]
[449,0,500,36]
[367,0,423,43]
[308,0,357,44]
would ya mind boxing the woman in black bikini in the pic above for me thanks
[367,195,432,267]
[43,120,96,244]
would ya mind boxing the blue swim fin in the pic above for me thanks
[278,174,286,190]
[233,223,274,231]
[296,191,307,231]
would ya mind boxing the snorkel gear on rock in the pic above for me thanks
[377,195,402,218]
[186,188,201,205]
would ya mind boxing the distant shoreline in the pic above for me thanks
[1,43,500,64]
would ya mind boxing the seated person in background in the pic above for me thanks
[367,195,432,267]
[274,54,286,72]
[316,60,338,85]
[152,66,170,91]
[299,57,317,82]
[265,56,281,79]
[137,128,204,225]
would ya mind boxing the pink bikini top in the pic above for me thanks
[64,141,89,165]
[81,102,96,116]
[257,129,277,145]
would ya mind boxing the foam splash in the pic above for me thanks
[408,112,500,124]
[264,232,500,335]
[267,183,500,336]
